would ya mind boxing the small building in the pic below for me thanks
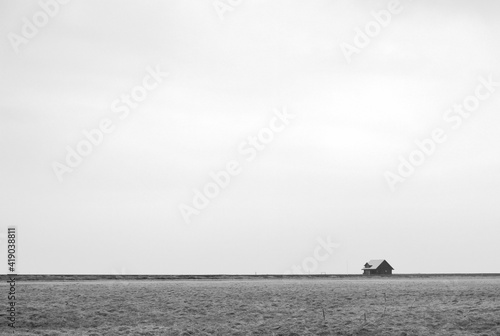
[362,259,394,275]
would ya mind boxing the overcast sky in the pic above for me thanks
[1,0,499,275]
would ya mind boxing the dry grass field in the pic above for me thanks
[2,277,500,335]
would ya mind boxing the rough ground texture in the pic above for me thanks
[1,277,500,335]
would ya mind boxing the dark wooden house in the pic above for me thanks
[362,259,394,275]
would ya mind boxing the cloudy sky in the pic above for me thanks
[1,0,499,274]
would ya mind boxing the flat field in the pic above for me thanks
[2,277,500,335]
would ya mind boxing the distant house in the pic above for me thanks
[362,259,394,275]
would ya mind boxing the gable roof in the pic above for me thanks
[362,259,394,270]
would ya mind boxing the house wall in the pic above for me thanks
[374,262,392,275]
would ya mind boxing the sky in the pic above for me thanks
[1,0,500,275]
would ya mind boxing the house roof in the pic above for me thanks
[362,259,393,270]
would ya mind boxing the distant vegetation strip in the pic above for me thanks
[1,274,500,282]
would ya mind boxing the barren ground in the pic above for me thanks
[2,277,500,335]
